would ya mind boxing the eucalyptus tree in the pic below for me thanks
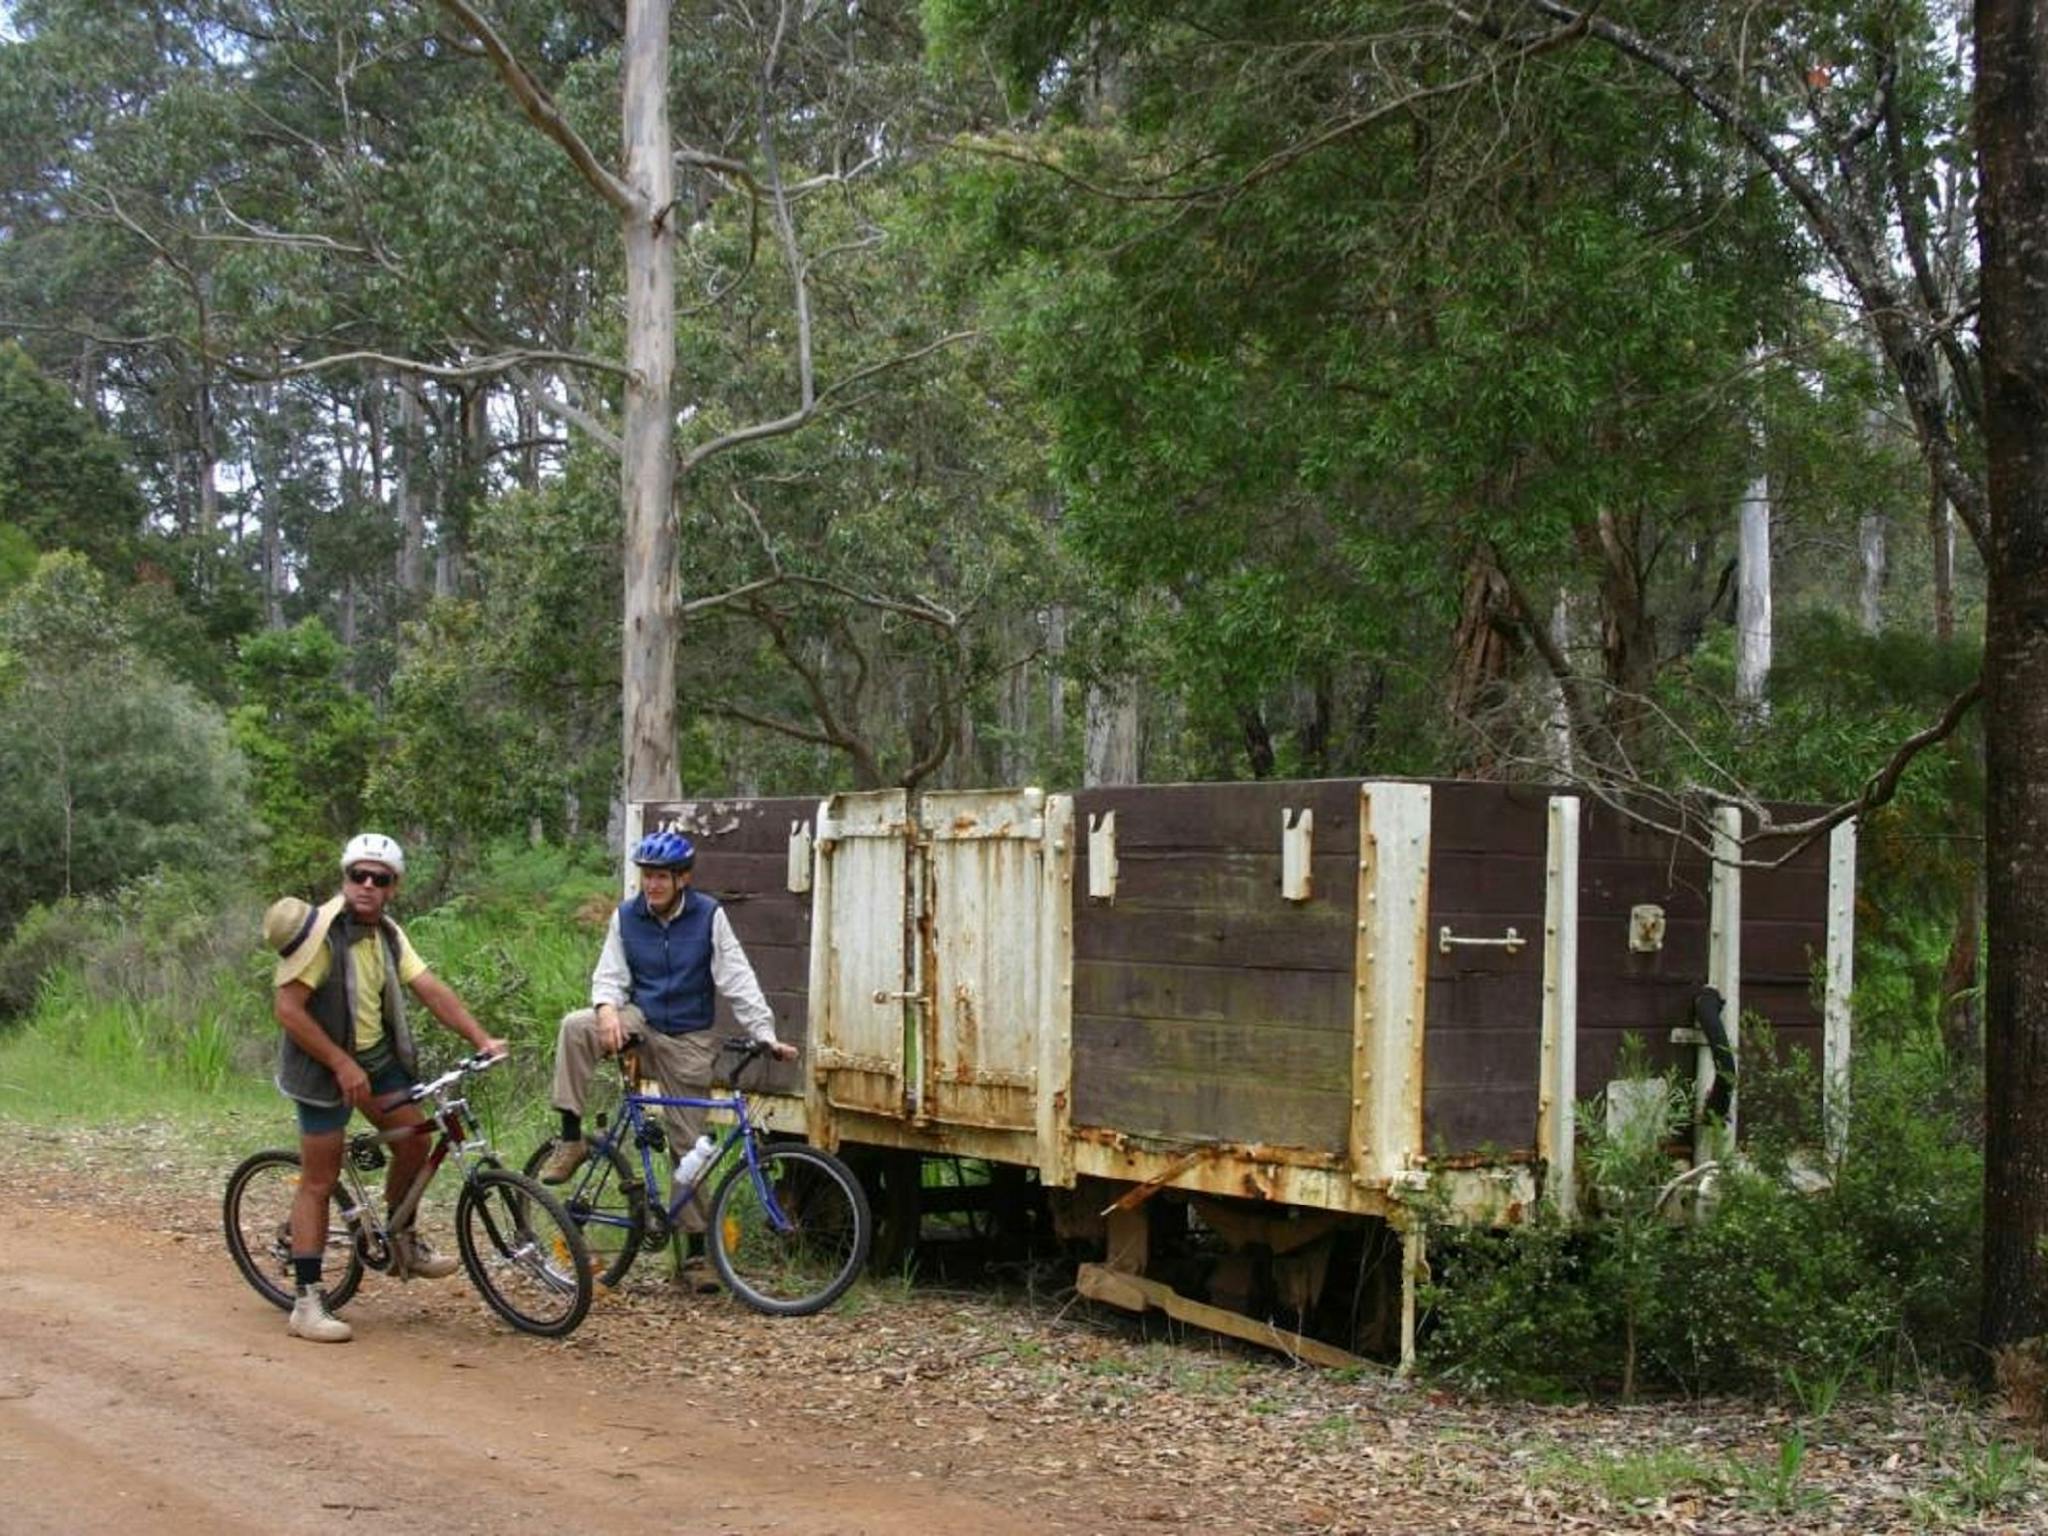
[938,0,2048,1354]
[927,0,1811,780]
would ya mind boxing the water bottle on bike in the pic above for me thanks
[673,1133,718,1192]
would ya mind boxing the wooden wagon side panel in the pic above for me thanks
[1070,781,1361,1154]
[1573,802,1717,1100]
[645,796,816,1100]
[1422,783,1553,1159]
[1741,822,1830,1070]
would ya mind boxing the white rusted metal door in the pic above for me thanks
[920,789,1056,1134]
[807,790,914,1123]
[804,786,1074,1178]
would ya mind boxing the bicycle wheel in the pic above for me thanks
[708,1143,872,1316]
[223,1150,364,1313]
[521,1137,647,1288]
[454,1167,594,1337]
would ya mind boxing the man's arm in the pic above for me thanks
[408,971,508,1058]
[710,909,795,1060]
[275,981,371,1108]
[589,911,631,1053]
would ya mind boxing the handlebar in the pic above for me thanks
[404,1049,506,1104]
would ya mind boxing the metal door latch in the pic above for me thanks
[1438,925,1527,955]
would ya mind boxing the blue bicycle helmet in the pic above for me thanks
[632,828,696,870]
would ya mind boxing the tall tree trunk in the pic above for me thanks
[394,377,428,596]
[255,384,287,630]
[1447,550,1517,765]
[1975,0,2048,1353]
[436,386,486,597]
[1859,512,1887,633]
[1579,506,1658,762]
[518,387,542,492]
[1930,476,1958,645]
[620,0,680,802]
[1546,589,1578,777]
[1736,471,1772,708]
[1941,876,1983,1064]
[1084,682,1138,786]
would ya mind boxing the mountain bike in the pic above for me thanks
[524,1039,871,1316]
[224,1052,594,1337]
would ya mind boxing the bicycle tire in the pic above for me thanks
[223,1149,364,1313]
[454,1167,594,1337]
[708,1143,872,1316]
[521,1136,647,1289]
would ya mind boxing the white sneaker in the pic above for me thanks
[288,1292,354,1343]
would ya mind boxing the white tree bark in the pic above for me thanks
[619,0,681,801]
[1735,470,1772,709]
[394,376,428,595]
[1859,511,1888,633]
[1083,682,1139,786]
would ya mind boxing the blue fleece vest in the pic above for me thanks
[619,888,717,1034]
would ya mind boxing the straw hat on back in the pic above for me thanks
[262,896,337,986]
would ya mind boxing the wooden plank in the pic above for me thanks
[1075,1011,1353,1074]
[1072,1059,1350,1148]
[1076,906,1355,971]
[1079,849,1359,909]
[1074,781,1363,852]
[1423,780,1558,854]
[1074,961,1351,1026]
[1075,1263,1373,1371]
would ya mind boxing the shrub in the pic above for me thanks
[1420,1026,1980,1399]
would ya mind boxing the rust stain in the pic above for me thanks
[952,981,979,1067]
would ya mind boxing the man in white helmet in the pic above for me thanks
[264,832,506,1343]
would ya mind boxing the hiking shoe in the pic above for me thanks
[394,1231,460,1280]
[536,1138,588,1185]
[287,1293,353,1343]
[678,1253,722,1294]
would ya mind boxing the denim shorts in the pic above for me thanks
[295,1052,416,1135]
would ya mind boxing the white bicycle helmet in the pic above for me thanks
[340,831,406,876]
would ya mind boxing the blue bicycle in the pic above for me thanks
[523,1039,871,1316]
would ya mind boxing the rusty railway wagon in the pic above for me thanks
[634,778,1854,1365]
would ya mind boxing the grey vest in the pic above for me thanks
[275,915,419,1106]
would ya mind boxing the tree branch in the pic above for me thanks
[433,0,635,214]
[676,330,979,474]
[228,347,631,383]
[1490,0,1990,555]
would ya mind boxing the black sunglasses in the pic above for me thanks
[345,866,396,888]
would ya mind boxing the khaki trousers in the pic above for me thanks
[551,1005,719,1233]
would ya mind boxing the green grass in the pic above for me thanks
[0,841,617,1167]
[1532,1445,1721,1505]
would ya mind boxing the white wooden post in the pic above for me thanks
[1824,819,1858,1165]
[1703,805,1744,1160]
[1539,796,1581,1217]
[1351,782,1433,1186]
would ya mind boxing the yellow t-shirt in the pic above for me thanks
[281,922,428,1057]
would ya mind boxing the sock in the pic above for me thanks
[560,1110,583,1143]
[293,1254,322,1295]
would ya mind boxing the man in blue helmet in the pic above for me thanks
[537,826,795,1283]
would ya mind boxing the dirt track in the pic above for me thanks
[0,1199,1048,1536]
[1,1145,2043,1535]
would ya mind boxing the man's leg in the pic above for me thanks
[288,1126,352,1342]
[357,1096,460,1280]
[538,1007,607,1182]
[642,1029,719,1278]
